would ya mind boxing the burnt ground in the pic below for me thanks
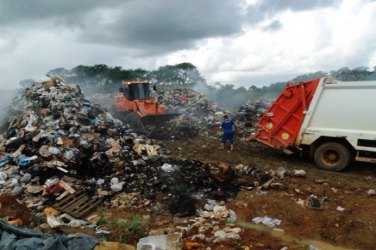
[157,137,376,250]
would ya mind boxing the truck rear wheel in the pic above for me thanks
[314,142,351,171]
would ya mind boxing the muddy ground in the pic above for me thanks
[1,136,376,249]
[157,137,376,250]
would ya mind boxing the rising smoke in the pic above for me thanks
[193,80,249,112]
[0,89,19,131]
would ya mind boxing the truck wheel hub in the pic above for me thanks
[323,150,340,164]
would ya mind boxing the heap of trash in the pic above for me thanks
[234,100,269,141]
[86,85,269,141]
[86,87,226,139]
[0,77,286,249]
[0,77,272,220]
[142,86,270,140]
[0,77,160,197]
[131,86,226,139]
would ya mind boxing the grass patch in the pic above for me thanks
[101,214,148,244]
[120,215,143,233]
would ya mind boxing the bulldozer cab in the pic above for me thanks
[120,81,151,101]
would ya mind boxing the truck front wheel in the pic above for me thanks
[314,142,351,171]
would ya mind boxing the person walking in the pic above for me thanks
[221,114,235,151]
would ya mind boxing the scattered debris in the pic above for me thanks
[336,206,345,212]
[294,169,306,177]
[275,167,288,179]
[367,189,376,196]
[252,216,282,228]
[175,203,243,248]
[137,234,181,250]
[296,198,305,208]
[306,194,326,210]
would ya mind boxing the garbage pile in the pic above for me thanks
[86,86,269,141]
[0,77,272,221]
[149,86,226,139]
[86,93,113,113]
[87,87,227,139]
[0,78,163,214]
[155,87,271,140]
[156,87,223,118]
[234,100,269,140]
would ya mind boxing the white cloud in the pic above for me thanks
[160,0,376,86]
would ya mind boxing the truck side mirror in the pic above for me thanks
[153,85,157,91]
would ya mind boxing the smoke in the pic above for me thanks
[193,81,248,112]
[0,89,19,131]
[193,80,213,98]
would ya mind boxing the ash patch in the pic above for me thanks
[110,158,240,215]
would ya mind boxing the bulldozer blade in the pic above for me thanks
[141,113,180,125]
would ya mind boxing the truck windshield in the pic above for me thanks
[128,83,150,100]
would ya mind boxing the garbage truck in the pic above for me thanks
[255,76,376,171]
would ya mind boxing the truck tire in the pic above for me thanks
[313,142,351,171]
[125,113,144,131]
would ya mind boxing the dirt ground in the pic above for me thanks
[0,196,34,225]
[157,137,376,250]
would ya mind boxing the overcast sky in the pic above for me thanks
[0,0,375,88]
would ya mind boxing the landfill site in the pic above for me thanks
[0,75,375,250]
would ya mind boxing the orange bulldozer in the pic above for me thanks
[112,80,179,130]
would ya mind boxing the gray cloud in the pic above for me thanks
[0,0,245,55]
[79,0,245,54]
[263,20,282,31]
[257,0,337,12]
[0,0,123,28]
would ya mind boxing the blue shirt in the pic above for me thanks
[221,119,234,132]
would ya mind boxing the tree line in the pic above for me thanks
[48,62,203,94]
[47,63,376,111]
